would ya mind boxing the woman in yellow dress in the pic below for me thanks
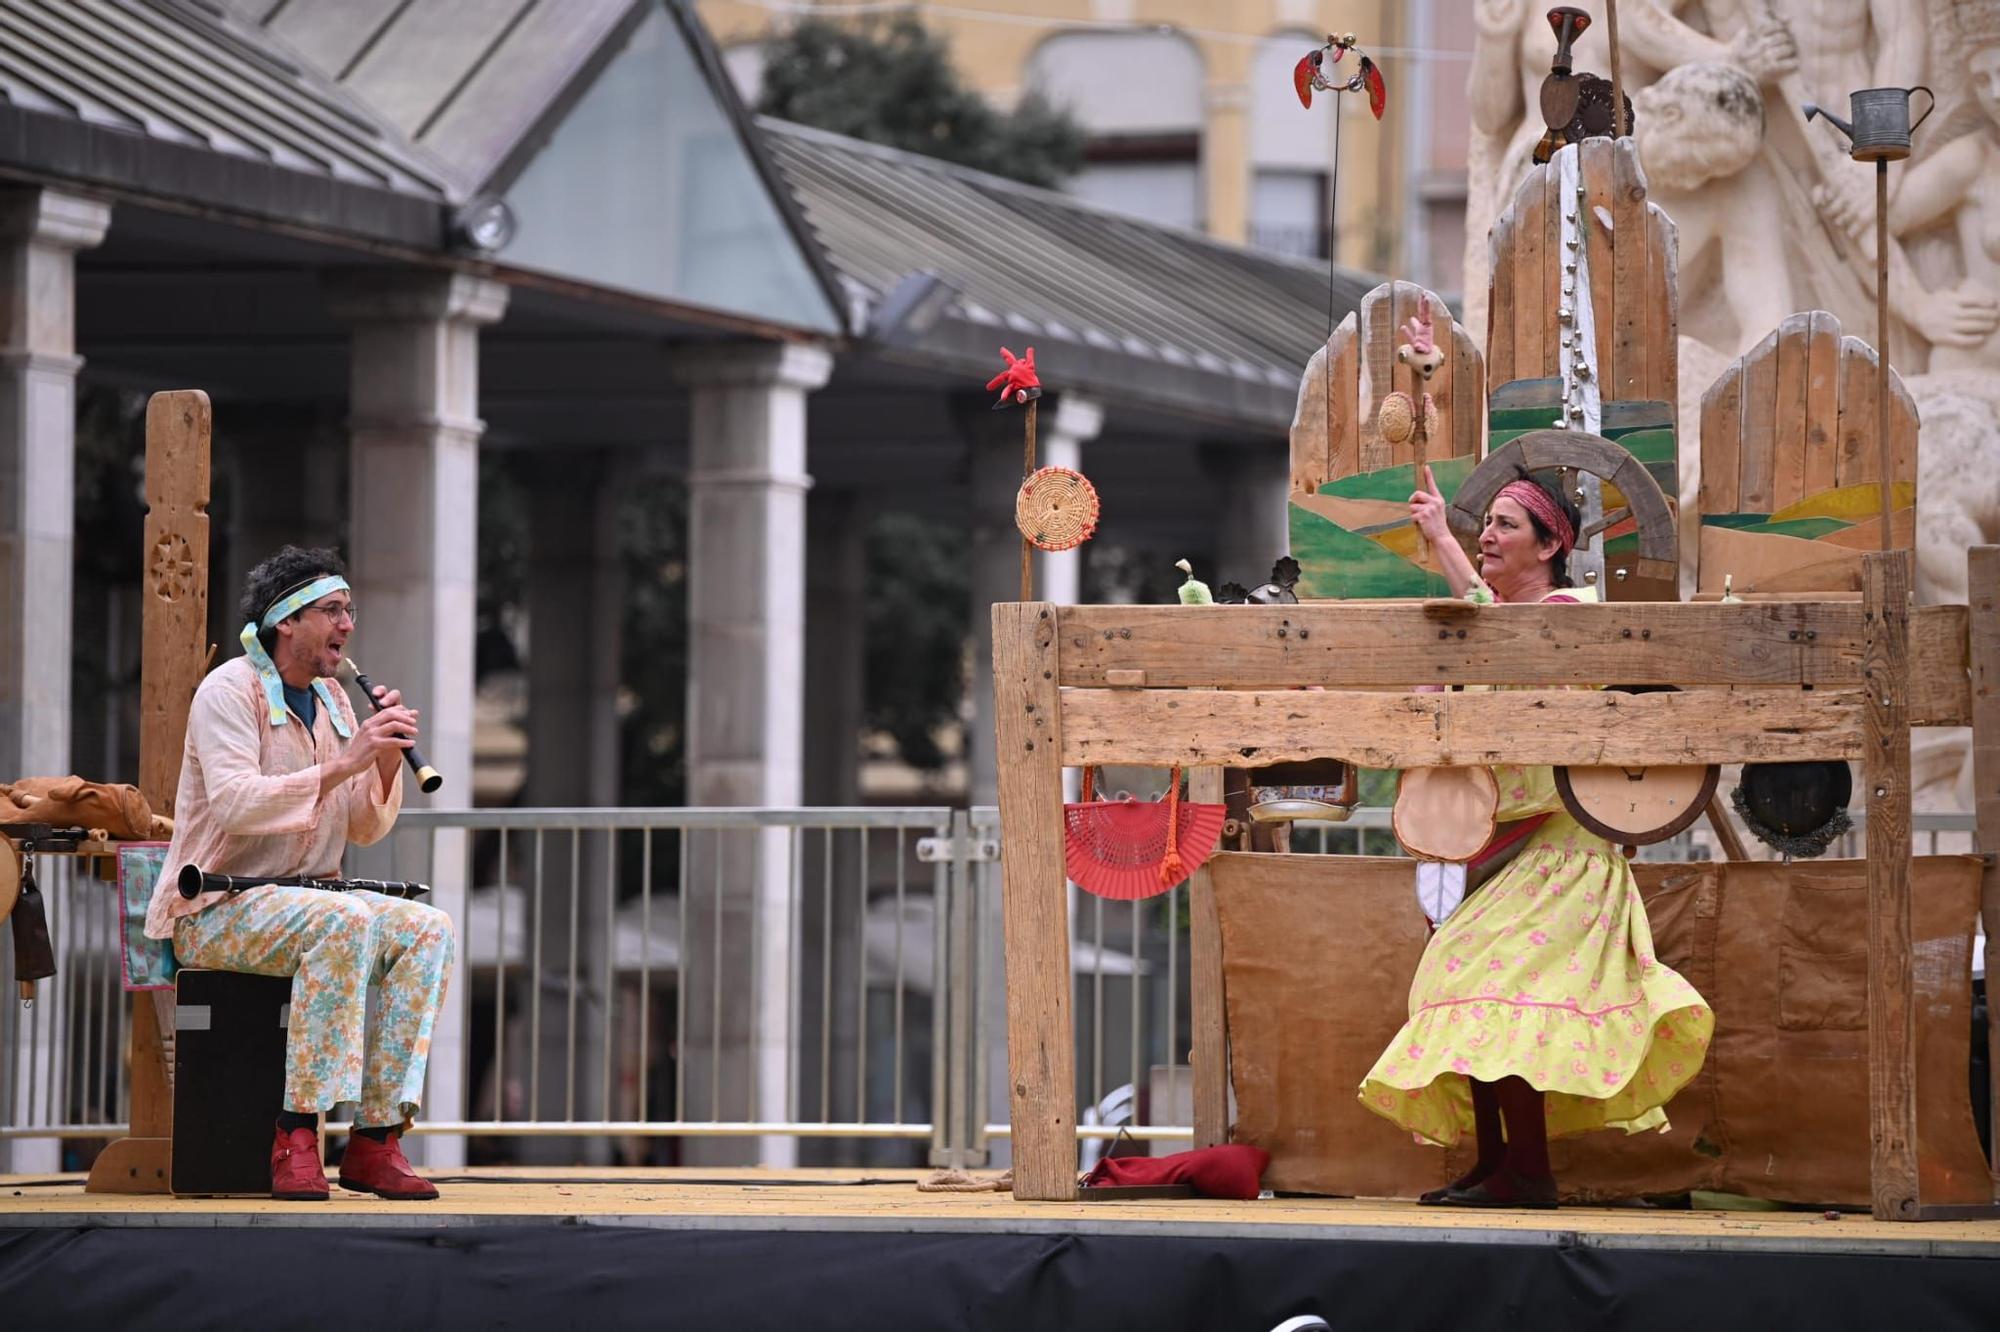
[1357,468,1714,1208]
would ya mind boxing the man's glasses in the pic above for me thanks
[303,600,358,627]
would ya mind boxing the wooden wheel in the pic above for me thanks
[1447,429,1677,585]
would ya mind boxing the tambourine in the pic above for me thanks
[1554,763,1719,846]
[1391,766,1499,862]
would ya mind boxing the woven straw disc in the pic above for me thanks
[1016,465,1101,552]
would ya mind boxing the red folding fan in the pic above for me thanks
[1064,768,1227,900]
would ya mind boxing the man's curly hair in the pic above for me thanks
[239,545,347,653]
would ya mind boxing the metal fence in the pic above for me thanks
[0,806,1982,1173]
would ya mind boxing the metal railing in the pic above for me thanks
[0,805,1983,1172]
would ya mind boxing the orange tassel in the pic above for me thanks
[1159,766,1184,886]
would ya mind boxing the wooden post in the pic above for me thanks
[1187,765,1228,1148]
[1969,546,2000,1194]
[1862,550,1917,1219]
[1703,792,1751,863]
[1875,161,1893,551]
[85,390,211,1196]
[991,601,1075,1199]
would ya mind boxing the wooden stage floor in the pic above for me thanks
[8,1166,2000,1258]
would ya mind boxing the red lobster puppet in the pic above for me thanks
[1293,32,1386,119]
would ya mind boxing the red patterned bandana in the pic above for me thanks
[1495,479,1575,555]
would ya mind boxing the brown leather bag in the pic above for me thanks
[8,850,56,984]
[0,776,171,841]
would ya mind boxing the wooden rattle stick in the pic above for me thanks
[1020,398,1038,600]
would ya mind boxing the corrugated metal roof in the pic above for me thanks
[0,0,455,201]
[229,0,641,194]
[760,115,1376,421]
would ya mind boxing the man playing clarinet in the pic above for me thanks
[143,545,455,1201]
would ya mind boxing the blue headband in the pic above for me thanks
[239,575,352,736]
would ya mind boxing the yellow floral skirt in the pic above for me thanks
[1358,813,1713,1146]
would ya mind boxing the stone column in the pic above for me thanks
[1204,82,1251,245]
[1203,439,1291,590]
[0,188,110,782]
[0,188,108,1177]
[326,269,507,1168]
[804,488,865,807]
[675,341,832,1165]
[1035,397,1101,609]
[958,393,1102,1162]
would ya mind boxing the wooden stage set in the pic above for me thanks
[5,1167,2000,1328]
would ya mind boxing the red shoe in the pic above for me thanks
[271,1126,329,1201]
[338,1130,440,1200]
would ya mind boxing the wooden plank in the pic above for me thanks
[1837,337,1879,489]
[1425,289,1456,456]
[1699,359,1743,517]
[1055,602,1973,703]
[87,388,210,1199]
[1862,551,1918,1221]
[1452,323,1484,459]
[1971,547,2000,1195]
[1291,341,1331,495]
[1649,208,1680,412]
[1703,792,1751,862]
[1888,370,1919,512]
[1611,137,1650,401]
[1060,686,1866,769]
[1358,283,1396,472]
[1541,161,1563,380]
[1737,327,1780,512]
[1770,312,1814,512]
[990,602,1076,1201]
[1187,764,1228,1149]
[1914,603,1975,728]
[1802,311,1842,498]
[1487,210,1516,381]
[1511,167,1548,388]
[1328,314,1360,486]
[1578,139,1615,380]
[136,389,212,816]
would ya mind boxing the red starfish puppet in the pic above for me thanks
[986,346,1041,410]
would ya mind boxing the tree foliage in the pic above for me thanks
[862,512,968,770]
[756,15,1083,189]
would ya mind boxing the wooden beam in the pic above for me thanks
[1056,604,1969,714]
[87,389,210,1197]
[1969,546,2000,1197]
[135,390,212,817]
[990,602,1076,1201]
[1186,766,1228,1149]
[1061,686,1865,768]
[1863,551,1917,1221]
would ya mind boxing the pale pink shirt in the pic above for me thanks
[145,655,403,939]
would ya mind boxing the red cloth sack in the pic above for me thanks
[1082,1145,1271,1200]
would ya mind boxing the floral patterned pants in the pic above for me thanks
[174,886,455,1125]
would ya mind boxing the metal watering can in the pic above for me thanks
[1803,86,1935,162]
